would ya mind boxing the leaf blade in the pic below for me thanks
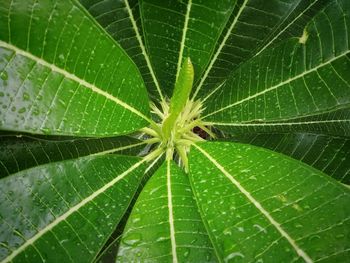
[140,0,235,97]
[0,155,148,262]
[0,134,145,178]
[189,141,350,262]
[0,0,150,136]
[204,0,350,136]
[79,0,164,101]
[192,0,321,99]
[226,132,350,184]
[117,160,217,262]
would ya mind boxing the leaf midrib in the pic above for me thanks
[0,41,152,124]
[192,143,313,263]
[123,0,164,102]
[192,0,249,99]
[2,156,147,263]
[166,160,178,263]
[203,49,350,119]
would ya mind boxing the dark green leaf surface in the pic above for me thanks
[204,0,350,136]
[0,155,147,262]
[192,0,309,99]
[117,160,216,262]
[189,142,350,262]
[255,0,330,56]
[212,108,350,137]
[0,0,150,136]
[0,135,145,178]
[141,0,234,97]
[0,0,349,262]
[95,154,165,263]
[227,132,350,184]
[79,0,164,101]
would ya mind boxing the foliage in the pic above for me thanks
[0,0,349,262]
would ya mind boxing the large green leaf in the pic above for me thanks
[79,0,164,101]
[227,132,350,184]
[204,0,350,136]
[140,0,235,97]
[255,0,330,56]
[117,160,216,262]
[191,0,323,99]
[189,142,350,262]
[0,135,145,178]
[0,155,148,262]
[0,0,151,136]
[95,154,165,263]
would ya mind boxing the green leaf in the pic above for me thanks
[192,0,317,99]
[0,0,151,136]
[163,57,194,139]
[94,154,165,263]
[227,132,350,184]
[204,0,350,136]
[0,155,148,262]
[79,0,164,101]
[117,160,216,262]
[0,135,145,178]
[189,142,350,262]
[255,0,331,56]
[140,0,235,97]
[1,0,350,262]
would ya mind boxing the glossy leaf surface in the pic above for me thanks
[118,160,216,262]
[0,0,349,262]
[227,132,350,184]
[0,0,150,136]
[254,0,330,56]
[0,135,144,178]
[79,0,164,101]
[0,155,147,262]
[189,142,350,262]
[192,0,311,99]
[141,0,235,97]
[205,0,350,136]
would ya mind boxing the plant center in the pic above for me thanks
[142,99,214,172]
[141,57,214,171]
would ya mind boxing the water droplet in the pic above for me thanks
[223,229,232,236]
[18,107,26,113]
[122,232,142,247]
[41,128,51,135]
[190,237,197,244]
[0,71,8,80]
[237,226,244,232]
[58,54,65,61]
[224,252,244,262]
[132,217,141,223]
[155,236,167,242]
[32,108,40,116]
[294,223,303,229]
[183,248,190,258]
[22,92,30,101]
[253,224,267,233]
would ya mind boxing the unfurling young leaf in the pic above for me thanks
[162,57,194,140]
